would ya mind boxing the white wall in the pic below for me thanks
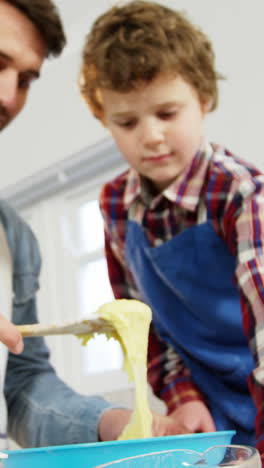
[1,0,264,190]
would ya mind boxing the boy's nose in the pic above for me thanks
[140,120,165,147]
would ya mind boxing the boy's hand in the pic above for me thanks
[99,407,195,441]
[0,314,24,354]
[98,408,132,441]
[151,411,192,436]
[169,401,216,433]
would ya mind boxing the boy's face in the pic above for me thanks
[101,73,210,191]
[0,0,47,131]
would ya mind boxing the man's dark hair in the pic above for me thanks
[6,0,66,57]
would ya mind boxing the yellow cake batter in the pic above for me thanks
[80,299,153,440]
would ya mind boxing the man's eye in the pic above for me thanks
[0,62,7,72]
[18,75,36,90]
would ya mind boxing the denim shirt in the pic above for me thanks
[0,199,117,447]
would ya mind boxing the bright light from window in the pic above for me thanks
[78,200,105,253]
[78,257,113,316]
[77,201,123,375]
[83,334,124,374]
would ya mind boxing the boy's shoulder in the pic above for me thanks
[102,168,130,194]
[209,143,262,183]
[205,144,264,201]
[99,168,131,217]
[211,143,263,178]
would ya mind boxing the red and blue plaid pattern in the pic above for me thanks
[100,141,264,457]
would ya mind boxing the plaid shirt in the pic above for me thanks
[99,141,264,456]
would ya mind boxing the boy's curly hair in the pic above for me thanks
[80,0,222,121]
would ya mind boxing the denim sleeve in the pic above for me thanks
[5,302,117,447]
[1,201,118,447]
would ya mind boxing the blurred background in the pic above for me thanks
[1,0,264,415]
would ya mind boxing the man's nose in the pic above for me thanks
[0,71,18,115]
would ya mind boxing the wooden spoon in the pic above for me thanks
[16,316,115,338]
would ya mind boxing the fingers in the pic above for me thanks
[169,401,216,434]
[166,421,193,436]
[0,315,24,354]
[199,413,216,433]
[152,413,192,437]
[183,410,216,433]
[98,408,132,441]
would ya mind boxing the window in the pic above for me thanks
[74,198,124,375]
[20,173,132,396]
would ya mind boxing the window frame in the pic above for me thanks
[20,162,133,396]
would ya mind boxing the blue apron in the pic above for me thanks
[124,210,256,445]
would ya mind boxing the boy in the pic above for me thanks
[80,0,264,458]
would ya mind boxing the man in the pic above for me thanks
[0,0,133,449]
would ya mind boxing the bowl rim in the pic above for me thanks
[3,430,236,456]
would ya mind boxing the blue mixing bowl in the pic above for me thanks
[2,431,235,468]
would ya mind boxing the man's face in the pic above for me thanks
[0,0,47,131]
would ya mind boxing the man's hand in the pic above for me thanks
[169,401,216,433]
[0,314,24,354]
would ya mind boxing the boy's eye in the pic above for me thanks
[158,111,177,119]
[117,120,136,129]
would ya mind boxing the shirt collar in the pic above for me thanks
[124,140,213,211]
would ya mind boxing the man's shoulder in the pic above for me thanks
[0,199,41,273]
[0,198,24,224]
[0,198,33,237]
